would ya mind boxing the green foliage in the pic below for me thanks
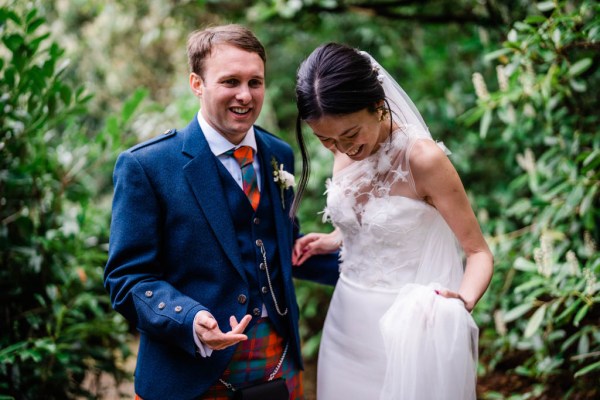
[0,3,142,398]
[465,1,600,396]
[15,0,599,396]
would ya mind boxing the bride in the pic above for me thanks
[291,43,493,399]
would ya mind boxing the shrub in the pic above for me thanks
[464,1,600,397]
[0,4,142,399]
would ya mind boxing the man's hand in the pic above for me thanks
[194,311,252,350]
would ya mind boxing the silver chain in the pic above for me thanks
[219,241,290,391]
[219,342,289,391]
[259,242,288,316]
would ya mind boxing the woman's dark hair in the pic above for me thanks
[290,43,386,217]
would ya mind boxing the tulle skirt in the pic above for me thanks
[317,274,478,400]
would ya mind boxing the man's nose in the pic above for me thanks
[235,85,252,104]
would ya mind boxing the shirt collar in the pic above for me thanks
[197,112,258,157]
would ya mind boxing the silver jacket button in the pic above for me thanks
[158,302,166,310]
[145,290,153,298]
[174,306,182,313]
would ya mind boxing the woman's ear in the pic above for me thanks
[189,73,203,97]
[376,100,389,122]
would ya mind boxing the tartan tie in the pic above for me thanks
[226,146,260,210]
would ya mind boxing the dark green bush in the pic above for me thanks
[0,4,142,399]
[464,1,600,397]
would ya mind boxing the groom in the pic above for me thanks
[104,25,338,399]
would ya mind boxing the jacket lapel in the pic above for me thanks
[181,118,246,282]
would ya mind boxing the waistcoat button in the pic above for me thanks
[259,263,266,271]
[253,217,260,225]
[255,239,263,247]
[252,307,261,316]
[237,294,247,304]
[261,286,268,294]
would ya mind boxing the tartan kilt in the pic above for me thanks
[201,317,303,400]
[135,317,302,400]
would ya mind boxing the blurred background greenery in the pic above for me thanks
[1,0,598,399]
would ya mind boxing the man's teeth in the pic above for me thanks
[231,107,250,114]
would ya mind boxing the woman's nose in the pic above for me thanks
[335,139,353,153]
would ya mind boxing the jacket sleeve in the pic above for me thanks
[104,151,206,357]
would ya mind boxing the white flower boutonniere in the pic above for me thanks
[271,157,296,209]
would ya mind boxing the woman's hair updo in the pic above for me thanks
[291,43,386,216]
[296,43,385,120]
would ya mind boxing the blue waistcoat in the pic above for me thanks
[216,157,289,338]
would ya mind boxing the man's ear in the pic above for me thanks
[189,73,203,97]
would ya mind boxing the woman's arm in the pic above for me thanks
[410,139,494,311]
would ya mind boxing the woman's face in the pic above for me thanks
[307,107,390,161]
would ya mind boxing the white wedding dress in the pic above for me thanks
[317,126,479,400]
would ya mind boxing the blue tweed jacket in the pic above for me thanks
[104,117,338,400]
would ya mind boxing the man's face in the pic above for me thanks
[192,44,265,144]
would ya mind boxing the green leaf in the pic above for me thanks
[583,149,600,168]
[537,1,556,12]
[503,303,533,323]
[514,22,531,32]
[577,331,589,355]
[26,17,44,35]
[1,9,22,25]
[27,32,50,54]
[484,48,512,62]
[574,360,600,378]
[515,277,546,293]
[524,304,546,338]
[524,15,547,24]
[568,58,592,77]
[569,79,587,92]
[2,33,24,52]
[566,185,585,208]
[556,298,583,322]
[580,185,598,216]
[480,109,492,139]
[59,85,72,105]
[573,304,590,327]
[25,8,38,24]
[514,257,537,272]
[121,87,147,123]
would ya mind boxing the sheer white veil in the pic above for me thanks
[359,51,432,139]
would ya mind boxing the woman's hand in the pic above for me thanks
[435,289,473,312]
[292,229,342,266]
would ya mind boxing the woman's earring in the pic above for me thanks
[378,106,389,122]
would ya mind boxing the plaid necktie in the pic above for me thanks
[226,146,260,210]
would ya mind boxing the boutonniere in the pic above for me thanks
[271,157,296,209]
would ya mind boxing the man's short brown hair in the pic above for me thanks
[187,24,266,78]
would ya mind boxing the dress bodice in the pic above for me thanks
[323,125,462,290]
